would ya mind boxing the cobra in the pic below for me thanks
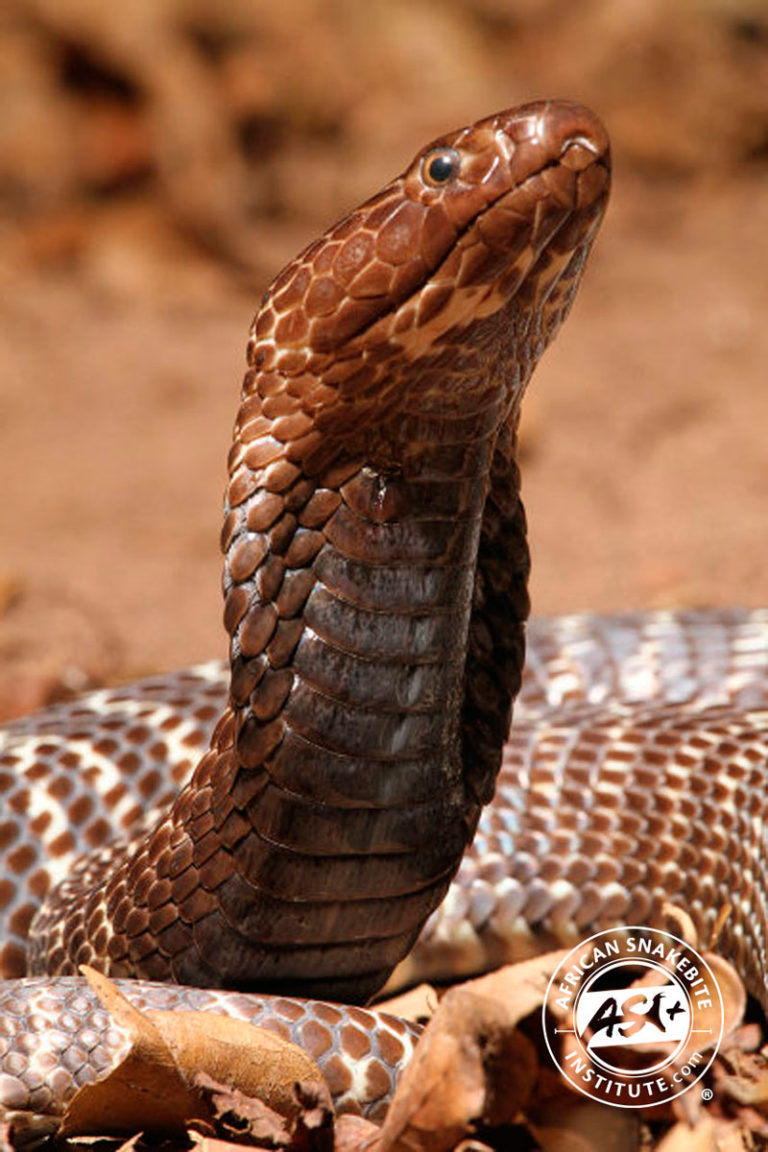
[0,101,765,1124]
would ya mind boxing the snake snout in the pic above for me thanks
[559,135,603,170]
[500,100,610,167]
[492,101,611,220]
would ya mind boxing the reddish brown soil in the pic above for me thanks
[0,0,766,719]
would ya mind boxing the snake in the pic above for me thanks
[0,99,766,1130]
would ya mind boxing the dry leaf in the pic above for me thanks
[196,1076,335,1152]
[463,951,570,1022]
[114,1133,144,1152]
[194,1073,293,1145]
[190,1137,251,1152]
[289,1080,335,1151]
[373,953,570,1152]
[332,1113,382,1151]
[1,1113,61,1150]
[713,1122,761,1152]
[656,1116,718,1152]
[375,984,439,1024]
[715,1049,768,1109]
[529,1095,640,1152]
[704,955,747,1044]
[453,1140,498,1152]
[376,983,538,1152]
[61,967,327,1138]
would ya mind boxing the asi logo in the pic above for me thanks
[543,927,724,1107]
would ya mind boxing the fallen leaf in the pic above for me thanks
[289,1080,335,1152]
[190,1137,250,1152]
[197,1074,335,1151]
[375,983,538,1152]
[529,1095,640,1152]
[704,955,747,1044]
[333,1113,381,1151]
[715,1048,768,1108]
[375,984,439,1024]
[713,1121,761,1152]
[4,1109,66,1147]
[61,967,327,1138]
[452,1140,498,1152]
[461,950,569,1022]
[655,1116,718,1152]
[193,1073,293,1146]
[115,1133,144,1152]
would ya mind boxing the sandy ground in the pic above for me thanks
[0,1,766,718]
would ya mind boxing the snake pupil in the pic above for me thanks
[423,147,460,186]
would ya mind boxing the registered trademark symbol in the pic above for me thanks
[701,1088,714,1102]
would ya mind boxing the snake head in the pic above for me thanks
[247,101,609,388]
[232,101,609,482]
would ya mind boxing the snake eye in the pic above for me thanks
[421,147,461,187]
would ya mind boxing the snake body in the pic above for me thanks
[24,100,610,1001]
[0,100,766,1126]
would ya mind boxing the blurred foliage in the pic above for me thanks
[0,0,766,274]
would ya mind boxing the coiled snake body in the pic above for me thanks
[0,101,766,1124]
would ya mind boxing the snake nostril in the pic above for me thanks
[559,137,603,172]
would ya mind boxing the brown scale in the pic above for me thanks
[28,101,610,1002]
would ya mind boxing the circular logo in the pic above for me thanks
[542,926,724,1107]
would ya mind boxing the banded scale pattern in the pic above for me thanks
[0,976,419,1121]
[0,609,766,1120]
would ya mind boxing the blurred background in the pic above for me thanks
[0,0,766,718]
